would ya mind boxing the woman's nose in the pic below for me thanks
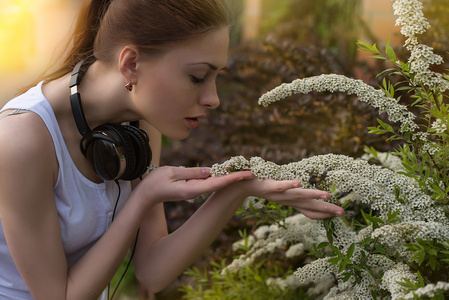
[200,84,220,109]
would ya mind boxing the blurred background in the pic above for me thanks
[0,0,401,105]
[0,0,81,102]
[2,0,449,299]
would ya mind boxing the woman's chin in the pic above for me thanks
[165,129,191,141]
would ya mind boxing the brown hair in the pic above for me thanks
[21,0,231,92]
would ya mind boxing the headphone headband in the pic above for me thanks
[70,60,91,137]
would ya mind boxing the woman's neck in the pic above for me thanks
[43,61,139,130]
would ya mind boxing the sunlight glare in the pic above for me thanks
[0,0,36,71]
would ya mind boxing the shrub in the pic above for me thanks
[194,0,449,299]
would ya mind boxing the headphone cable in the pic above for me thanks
[108,180,141,300]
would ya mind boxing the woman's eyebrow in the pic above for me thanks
[189,62,227,71]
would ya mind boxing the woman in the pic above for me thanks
[0,0,344,299]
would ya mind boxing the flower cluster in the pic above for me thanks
[431,118,447,134]
[380,262,418,300]
[403,281,449,299]
[392,0,429,44]
[372,221,449,258]
[392,0,449,91]
[212,153,449,297]
[360,151,405,172]
[294,257,336,285]
[212,154,446,223]
[258,74,419,134]
[222,214,327,274]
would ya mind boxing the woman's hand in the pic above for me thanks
[230,178,344,219]
[137,166,344,219]
[137,166,254,205]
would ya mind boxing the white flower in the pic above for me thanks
[392,0,429,38]
[294,258,337,284]
[372,221,449,258]
[360,151,405,172]
[285,243,305,258]
[431,118,447,134]
[242,196,266,210]
[212,154,446,224]
[403,281,449,299]
[258,74,419,134]
[221,214,326,275]
[380,262,417,299]
[266,274,300,291]
[391,0,449,91]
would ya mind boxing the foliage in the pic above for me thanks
[180,256,309,300]
[421,0,449,54]
[235,197,294,229]
[183,0,449,299]
[109,254,139,299]
[259,0,362,63]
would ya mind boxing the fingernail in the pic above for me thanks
[293,182,301,188]
[201,168,210,176]
[335,210,344,216]
[319,194,329,200]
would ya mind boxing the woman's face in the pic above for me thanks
[132,27,230,140]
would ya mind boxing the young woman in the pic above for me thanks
[0,0,344,299]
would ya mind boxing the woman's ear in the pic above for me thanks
[118,46,140,84]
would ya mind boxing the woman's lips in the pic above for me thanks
[185,118,198,128]
[185,117,203,129]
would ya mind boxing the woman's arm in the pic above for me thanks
[0,115,255,299]
[133,172,344,293]
[0,113,149,299]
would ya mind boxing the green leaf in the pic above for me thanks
[329,244,343,257]
[317,242,329,249]
[374,243,386,255]
[347,243,355,259]
[370,55,387,60]
[427,248,438,256]
[417,271,424,286]
[338,259,347,273]
[367,127,387,135]
[328,257,340,265]
[356,40,380,54]
[386,44,396,63]
[397,278,415,288]
[360,238,374,246]
[377,118,394,132]
[429,255,437,270]
[410,251,425,265]
[342,272,352,282]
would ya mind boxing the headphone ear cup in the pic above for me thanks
[121,125,152,180]
[84,124,137,181]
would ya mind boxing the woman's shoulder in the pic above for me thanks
[0,111,58,184]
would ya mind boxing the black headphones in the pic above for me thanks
[69,60,152,181]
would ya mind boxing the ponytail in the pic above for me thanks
[47,0,112,79]
[18,0,111,93]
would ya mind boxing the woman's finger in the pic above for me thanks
[297,209,337,220]
[265,185,330,201]
[168,167,212,180]
[291,199,345,216]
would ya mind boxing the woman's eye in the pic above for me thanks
[190,75,206,84]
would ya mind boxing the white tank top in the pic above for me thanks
[0,82,132,299]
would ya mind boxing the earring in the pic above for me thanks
[125,82,133,91]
